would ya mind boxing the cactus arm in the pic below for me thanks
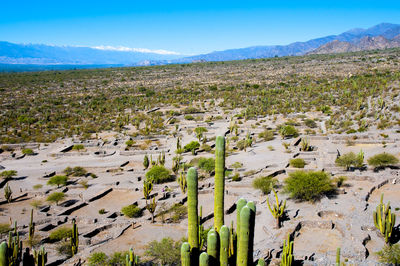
[199,252,209,266]
[181,242,191,266]
[187,167,199,250]
[220,225,229,266]
[214,135,225,232]
[236,198,247,237]
[207,229,219,264]
[0,241,8,266]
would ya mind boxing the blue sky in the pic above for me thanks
[1,0,399,55]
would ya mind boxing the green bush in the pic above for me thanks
[184,141,200,154]
[232,173,241,182]
[304,119,317,128]
[367,153,399,168]
[252,176,277,194]
[145,165,173,184]
[376,244,400,265]
[87,252,108,266]
[145,237,182,265]
[258,130,275,141]
[46,192,66,205]
[198,157,215,173]
[49,227,72,242]
[0,170,17,179]
[125,140,134,147]
[64,166,87,177]
[279,125,299,138]
[22,148,34,155]
[335,152,363,170]
[72,144,84,151]
[289,158,306,168]
[121,205,142,218]
[47,175,68,188]
[284,171,334,202]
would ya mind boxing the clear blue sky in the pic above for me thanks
[1,0,399,55]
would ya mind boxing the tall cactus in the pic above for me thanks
[207,229,219,265]
[281,234,293,266]
[126,247,139,266]
[237,206,251,266]
[214,135,225,232]
[0,241,7,266]
[336,247,341,266]
[187,167,199,250]
[199,252,209,266]
[143,179,153,200]
[266,187,286,228]
[71,219,79,256]
[236,198,247,237]
[373,193,396,243]
[219,225,229,266]
[29,209,35,246]
[246,201,256,265]
[181,242,191,266]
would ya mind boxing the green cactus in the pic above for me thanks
[143,154,149,169]
[266,187,286,228]
[300,138,310,151]
[125,247,139,266]
[214,135,225,232]
[198,206,205,249]
[181,242,191,266]
[236,198,247,238]
[373,193,396,243]
[33,246,47,266]
[281,234,293,266]
[246,201,256,264]
[219,225,229,266]
[29,209,35,247]
[336,247,340,266]
[199,252,209,266]
[257,258,266,266]
[4,183,12,203]
[71,219,79,256]
[0,241,8,266]
[187,167,199,250]
[178,172,187,194]
[7,221,22,266]
[143,179,153,200]
[228,220,236,259]
[207,229,219,264]
[146,197,157,223]
[237,206,251,266]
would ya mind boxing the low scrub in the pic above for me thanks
[121,205,143,218]
[367,153,399,168]
[284,171,334,202]
[145,165,173,184]
[49,227,72,242]
[252,176,277,194]
[289,158,306,168]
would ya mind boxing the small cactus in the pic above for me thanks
[4,183,12,203]
[33,246,47,266]
[281,234,293,266]
[373,193,396,243]
[187,167,199,250]
[219,225,229,266]
[0,241,8,266]
[178,172,187,194]
[336,247,340,266]
[71,219,79,256]
[125,247,139,266]
[266,187,286,228]
[143,179,153,200]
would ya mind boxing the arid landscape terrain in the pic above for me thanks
[0,48,400,265]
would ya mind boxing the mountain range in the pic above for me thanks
[1,23,400,71]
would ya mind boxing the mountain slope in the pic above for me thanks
[0,42,182,65]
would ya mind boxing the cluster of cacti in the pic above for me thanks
[0,221,23,266]
[125,247,139,266]
[214,135,225,232]
[178,172,187,194]
[143,179,153,200]
[157,151,165,166]
[373,193,396,243]
[356,150,364,167]
[281,234,293,266]
[266,187,286,228]
[143,154,149,169]
[4,183,12,203]
[33,246,47,266]
[300,138,310,151]
[71,219,79,256]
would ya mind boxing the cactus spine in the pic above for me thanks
[214,135,225,232]
[207,229,219,264]
[187,167,199,250]
[219,225,229,266]
[373,193,396,243]
[0,241,7,266]
[266,187,286,228]
[181,242,191,266]
[71,219,79,256]
[281,234,293,266]
[199,252,209,266]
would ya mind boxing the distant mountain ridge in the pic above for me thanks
[1,23,400,70]
[309,34,400,54]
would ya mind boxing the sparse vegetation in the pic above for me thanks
[145,165,172,184]
[121,204,143,218]
[47,175,68,188]
[46,192,66,205]
[289,158,306,168]
[252,176,277,194]
[145,237,182,265]
[367,153,399,169]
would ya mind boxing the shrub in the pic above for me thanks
[30,200,43,209]
[87,252,108,266]
[22,148,34,155]
[258,130,275,141]
[184,141,200,154]
[0,223,11,237]
[49,227,72,241]
[63,166,87,177]
[56,240,72,257]
[98,209,106,214]
[232,173,241,182]
[145,165,172,184]
[33,184,43,190]
[284,171,334,202]
[289,158,306,168]
[145,237,182,265]
[252,176,277,194]
[367,153,399,168]
[198,157,215,173]
[125,140,134,147]
[376,244,400,265]
[335,151,364,170]
[304,119,317,128]
[121,205,142,218]
[72,144,85,151]
[184,115,195,120]
[279,125,299,138]
[46,192,66,205]
[0,170,17,179]
[47,175,68,188]
[333,176,347,187]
